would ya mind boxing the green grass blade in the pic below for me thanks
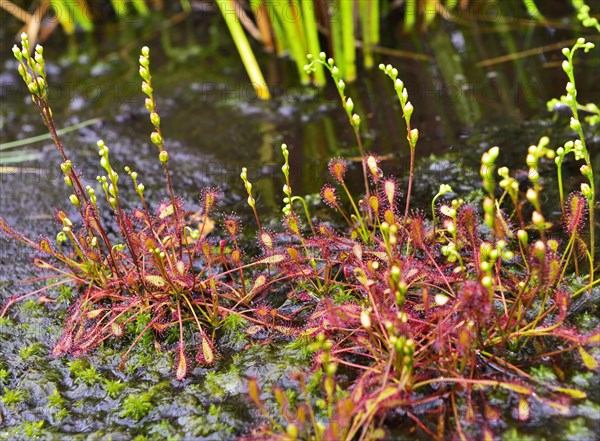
[340,0,356,81]
[0,118,101,151]
[301,0,325,84]
[217,0,271,99]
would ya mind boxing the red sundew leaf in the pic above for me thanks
[564,192,588,235]
[246,325,263,335]
[176,342,187,381]
[249,275,266,295]
[248,378,261,405]
[495,382,534,395]
[552,387,586,399]
[111,322,124,337]
[274,325,297,336]
[578,346,599,370]
[52,331,73,356]
[158,203,175,219]
[482,427,494,441]
[258,229,275,251]
[255,254,285,265]
[144,275,166,287]
[86,309,105,319]
[540,398,570,414]
[273,387,289,412]
[364,386,400,415]
[197,335,215,366]
[353,243,363,260]
[514,396,530,422]
[587,330,600,345]
[33,258,54,269]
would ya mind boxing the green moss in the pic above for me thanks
[0,387,27,407]
[47,388,65,407]
[0,369,9,386]
[55,407,70,420]
[222,312,247,333]
[78,366,103,385]
[530,365,557,383]
[104,379,126,398]
[564,417,593,440]
[332,287,357,304]
[122,391,154,421]
[19,342,44,362]
[501,428,539,441]
[22,421,44,438]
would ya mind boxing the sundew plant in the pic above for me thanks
[1,30,599,440]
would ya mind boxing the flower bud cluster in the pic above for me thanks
[480,146,499,196]
[13,34,48,100]
[379,63,416,145]
[525,137,553,189]
[240,167,255,209]
[280,144,293,216]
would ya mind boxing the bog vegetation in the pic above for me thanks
[0,24,599,440]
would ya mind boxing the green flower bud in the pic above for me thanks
[159,151,169,163]
[533,240,545,259]
[150,112,160,127]
[481,275,493,288]
[64,176,73,187]
[150,131,162,146]
[286,424,298,440]
[141,81,153,96]
[69,194,80,207]
[360,309,371,329]
[56,231,67,244]
[581,183,592,200]
[390,265,401,283]
[12,45,22,61]
[394,78,404,92]
[532,211,545,227]
[580,165,592,179]
[345,98,354,114]
[409,128,419,145]
[139,66,149,81]
[404,101,414,119]
[60,160,72,174]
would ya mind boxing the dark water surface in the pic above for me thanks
[0,5,599,440]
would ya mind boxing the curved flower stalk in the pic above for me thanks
[547,37,597,292]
